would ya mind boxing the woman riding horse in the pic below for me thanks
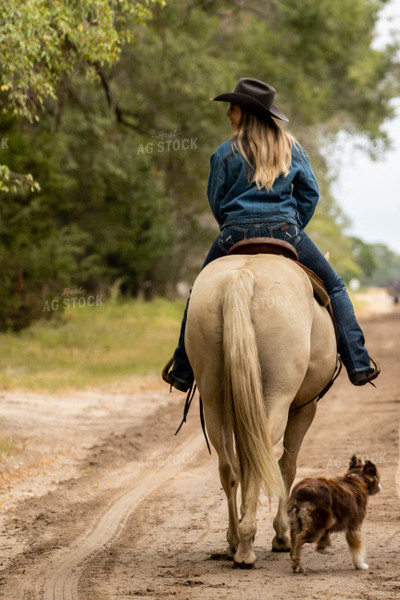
[163,77,380,391]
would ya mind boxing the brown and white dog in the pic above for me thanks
[288,456,381,573]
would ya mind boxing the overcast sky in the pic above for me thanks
[330,0,400,254]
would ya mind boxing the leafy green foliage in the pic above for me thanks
[360,243,400,286]
[0,93,173,328]
[0,0,164,190]
[351,237,378,280]
[0,0,163,121]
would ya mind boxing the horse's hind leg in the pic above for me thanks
[202,399,240,556]
[272,401,317,552]
[233,471,260,568]
[218,431,240,556]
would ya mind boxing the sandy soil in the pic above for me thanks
[0,291,399,600]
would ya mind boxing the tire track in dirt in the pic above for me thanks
[38,431,205,600]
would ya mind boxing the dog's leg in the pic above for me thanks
[346,528,368,569]
[291,531,309,573]
[316,531,332,554]
[289,516,298,559]
[291,530,308,573]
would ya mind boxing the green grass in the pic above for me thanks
[0,291,369,394]
[0,298,186,393]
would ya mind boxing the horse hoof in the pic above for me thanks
[272,545,291,553]
[271,537,291,552]
[233,560,255,570]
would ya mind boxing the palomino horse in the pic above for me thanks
[185,252,337,567]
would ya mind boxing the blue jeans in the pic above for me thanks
[171,222,371,384]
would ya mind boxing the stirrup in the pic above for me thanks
[161,357,192,392]
[161,356,174,387]
[350,354,381,387]
[367,354,381,387]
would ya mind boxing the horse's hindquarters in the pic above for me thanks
[291,300,337,409]
[186,253,337,428]
[186,255,317,400]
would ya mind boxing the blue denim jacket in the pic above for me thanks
[206,139,319,230]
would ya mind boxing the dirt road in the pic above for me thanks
[0,295,399,599]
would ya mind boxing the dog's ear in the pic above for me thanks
[349,455,360,469]
[363,460,377,476]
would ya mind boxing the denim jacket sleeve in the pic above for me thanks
[292,147,320,229]
[207,152,226,224]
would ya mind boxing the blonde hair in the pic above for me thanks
[232,109,296,191]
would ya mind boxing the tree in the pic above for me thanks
[362,243,400,286]
[351,237,378,280]
[0,0,164,191]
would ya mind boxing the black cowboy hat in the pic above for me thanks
[212,78,289,122]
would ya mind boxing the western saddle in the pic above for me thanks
[227,237,331,311]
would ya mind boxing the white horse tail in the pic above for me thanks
[222,268,286,502]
